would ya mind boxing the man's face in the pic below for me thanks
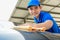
[28,6,42,18]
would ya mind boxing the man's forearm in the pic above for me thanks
[36,20,53,30]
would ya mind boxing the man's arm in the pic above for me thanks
[36,20,53,30]
[13,20,53,32]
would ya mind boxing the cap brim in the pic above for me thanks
[27,4,39,8]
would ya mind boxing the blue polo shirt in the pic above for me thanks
[34,11,59,33]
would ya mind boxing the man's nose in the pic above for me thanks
[32,10,36,13]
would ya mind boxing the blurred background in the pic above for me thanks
[9,0,60,26]
[0,0,60,40]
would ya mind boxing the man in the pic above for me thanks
[27,0,59,33]
[13,0,60,40]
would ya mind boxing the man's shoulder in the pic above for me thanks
[40,11,49,14]
[40,11,52,19]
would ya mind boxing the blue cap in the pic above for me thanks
[27,0,40,8]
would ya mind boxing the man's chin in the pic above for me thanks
[33,15,38,17]
[33,15,39,18]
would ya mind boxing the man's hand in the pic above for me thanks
[14,23,46,32]
[36,27,46,32]
[20,23,46,32]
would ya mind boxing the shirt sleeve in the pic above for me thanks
[42,13,53,22]
[42,13,59,33]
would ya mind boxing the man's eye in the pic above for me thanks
[35,7,38,9]
[30,8,33,10]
